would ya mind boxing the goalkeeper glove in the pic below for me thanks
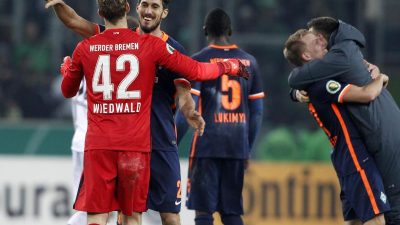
[60,56,71,77]
[217,59,250,79]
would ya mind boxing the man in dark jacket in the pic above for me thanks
[287,17,400,225]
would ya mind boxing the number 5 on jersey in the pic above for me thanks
[221,75,241,110]
[93,54,141,100]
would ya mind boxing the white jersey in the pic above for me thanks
[71,80,87,152]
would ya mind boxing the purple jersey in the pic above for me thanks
[190,45,264,159]
[152,33,189,151]
[307,79,374,176]
[307,79,389,218]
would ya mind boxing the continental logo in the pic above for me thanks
[326,80,341,94]
[213,163,342,225]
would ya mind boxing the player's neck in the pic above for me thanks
[104,18,128,30]
[208,36,232,46]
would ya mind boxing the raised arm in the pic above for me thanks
[45,0,98,38]
[341,72,388,103]
[340,64,388,103]
[152,38,249,81]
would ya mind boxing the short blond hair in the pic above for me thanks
[283,29,310,66]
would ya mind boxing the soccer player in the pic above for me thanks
[176,8,264,225]
[287,17,400,225]
[45,1,205,225]
[59,1,248,225]
[284,29,390,225]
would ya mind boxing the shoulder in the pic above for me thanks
[329,41,357,58]
[165,36,187,55]
[75,39,90,52]
[139,33,163,47]
[191,47,212,61]
[238,48,258,65]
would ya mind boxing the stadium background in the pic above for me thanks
[0,0,399,224]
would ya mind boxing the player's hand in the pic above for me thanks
[184,110,205,136]
[44,0,65,9]
[296,90,310,103]
[60,56,71,77]
[370,65,380,80]
[381,74,389,88]
[364,60,381,79]
[218,59,250,79]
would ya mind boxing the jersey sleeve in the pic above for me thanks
[308,79,352,104]
[151,38,222,81]
[190,81,201,96]
[170,43,191,88]
[248,59,265,100]
[61,42,85,98]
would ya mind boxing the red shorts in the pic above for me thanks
[73,150,150,215]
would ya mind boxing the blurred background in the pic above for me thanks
[0,0,399,224]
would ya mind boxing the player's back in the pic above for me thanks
[190,45,263,159]
[307,80,372,177]
[76,28,159,152]
[96,25,188,151]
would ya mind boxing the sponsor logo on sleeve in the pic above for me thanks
[166,43,175,54]
[381,192,387,204]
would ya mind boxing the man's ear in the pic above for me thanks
[203,26,208,36]
[97,9,103,18]
[302,52,312,62]
[162,8,169,19]
[126,2,131,13]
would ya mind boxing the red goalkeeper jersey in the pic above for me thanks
[62,28,222,152]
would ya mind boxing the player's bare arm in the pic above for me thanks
[342,71,389,103]
[176,83,205,136]
[44,0,97,38]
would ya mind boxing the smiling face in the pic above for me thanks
[136,0,168,33]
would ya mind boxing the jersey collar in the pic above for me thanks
[209,44,238,49]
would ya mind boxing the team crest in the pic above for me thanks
[380,192,387,204]
[166,43,175,54]
[326,80,341,94]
